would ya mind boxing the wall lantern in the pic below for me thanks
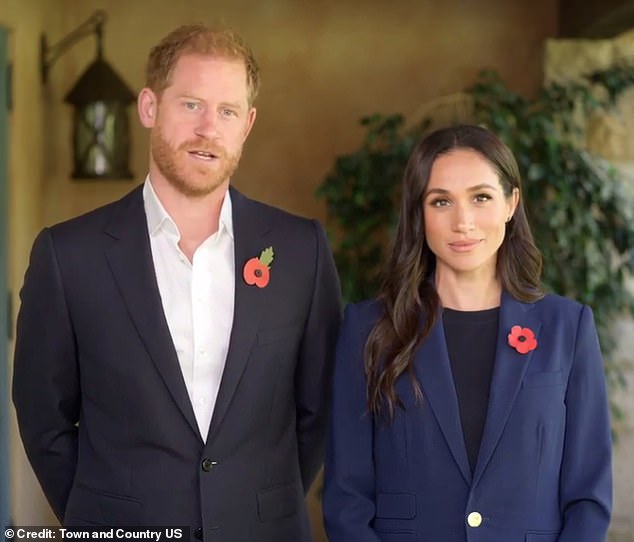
[41,10,136,180]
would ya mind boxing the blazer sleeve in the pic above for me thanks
[323,303,382,542]
[12,228,80,522]
[295,220,342,492]
[558,304,612,542]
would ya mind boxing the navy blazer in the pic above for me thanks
[13,185,342,542]
[323,293,612,542]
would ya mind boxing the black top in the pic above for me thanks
[442,307,499,474]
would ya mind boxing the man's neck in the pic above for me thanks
[149,175,229,261]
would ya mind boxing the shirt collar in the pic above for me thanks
[142,176,234,240]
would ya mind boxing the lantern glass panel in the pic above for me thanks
[72,100,132,179]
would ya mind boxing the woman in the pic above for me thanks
[323,125,612,542]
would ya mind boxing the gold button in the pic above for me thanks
[467,512,482,527]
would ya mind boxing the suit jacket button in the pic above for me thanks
[467,511,482,527]
[201,458,216,472]
[193,528,203,540]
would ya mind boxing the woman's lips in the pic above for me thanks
[448,240,481,252]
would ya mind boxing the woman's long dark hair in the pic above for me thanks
[365,124,543,419]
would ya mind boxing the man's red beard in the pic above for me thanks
[151,128,241,198]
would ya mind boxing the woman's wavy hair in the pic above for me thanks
[364,124,543,419]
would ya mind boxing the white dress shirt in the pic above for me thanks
[143,178,235,441]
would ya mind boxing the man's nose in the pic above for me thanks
[194,111,219,139]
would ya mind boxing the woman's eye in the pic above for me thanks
[430,198,450,207]
[474,193,492,203]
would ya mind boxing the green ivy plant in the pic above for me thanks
[316,114,419,302]
[317,66,634,421]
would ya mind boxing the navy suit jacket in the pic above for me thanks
[323,293,612,542]
[12,185,342,542]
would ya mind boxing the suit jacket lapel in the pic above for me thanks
[103,186,200,440]
[472,292,541,485]
[416,318,472,485]
[206,187,272,444]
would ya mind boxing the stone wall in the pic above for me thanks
[545,28,634,542]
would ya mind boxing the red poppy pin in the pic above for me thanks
[507,325,538,354]
[243,247,274,288]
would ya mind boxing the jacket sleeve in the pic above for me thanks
[295,220,342,492]
[558,304,612,542]
[323,303,382,542]
[12,228,80,522]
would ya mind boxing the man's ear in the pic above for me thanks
[242,107,257,142]
[138,88,158,128]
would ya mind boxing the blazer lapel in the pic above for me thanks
[472,292,541,485]
[103,187,200,440]
[206,187,272,443]
[416,318,472,485]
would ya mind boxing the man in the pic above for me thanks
[12,24,341,542]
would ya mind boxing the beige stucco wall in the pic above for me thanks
[5,0,560,538]
[1,0,63,527]
[43,0,559,223]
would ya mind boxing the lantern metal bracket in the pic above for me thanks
[40,10,107,84]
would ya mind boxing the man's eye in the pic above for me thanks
[184,102,199,110]
[221,108,237,117]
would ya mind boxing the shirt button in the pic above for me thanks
[467,511,482,527]
[201,458,217,472]
[193,527,203,540]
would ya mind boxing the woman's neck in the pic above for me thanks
[435,271,502,311]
